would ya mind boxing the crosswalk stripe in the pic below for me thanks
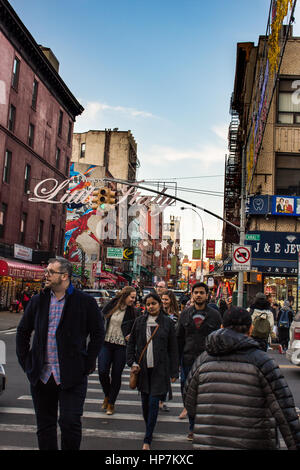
[0,423,187,443]
[17,395,183,408]
[87,388,183,397]
[0,407,185,423]
[88,379,181,388]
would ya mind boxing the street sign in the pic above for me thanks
[232,244,251,271]
[107,247,123,259]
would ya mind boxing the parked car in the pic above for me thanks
[172,290,185,302]
[83,289,110,308]
[0,340,6,396]
[286,313,300,366]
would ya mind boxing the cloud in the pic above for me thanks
[74,100,158,132]
[141,123,228,167]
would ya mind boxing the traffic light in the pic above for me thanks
[91,187,116,209]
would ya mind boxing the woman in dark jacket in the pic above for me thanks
[184,306,300,450]
[127,292,179,450]
[98,286,136,415]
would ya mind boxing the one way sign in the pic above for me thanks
[232,244,252,271]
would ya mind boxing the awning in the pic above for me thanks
[99,270,118,281]
[116,274,128,283]
[0,259,45,280]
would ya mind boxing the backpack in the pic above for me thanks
[252,312,271,339]
[278,309,290,328]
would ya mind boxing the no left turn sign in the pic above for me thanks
[232,245,251,271]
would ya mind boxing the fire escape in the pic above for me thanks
[223,100,242,259]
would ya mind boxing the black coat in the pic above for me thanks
[176,304,222,367]
[184,328,300,450]
[126,310,179,396]
[102,297,136,340]
[16,284,105,389]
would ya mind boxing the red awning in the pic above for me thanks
[0,259,45,280]
[116,274,128,283]
[99,270,118,280]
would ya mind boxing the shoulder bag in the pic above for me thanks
[129,324,159,389]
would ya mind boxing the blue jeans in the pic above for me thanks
[30,374,88,450]
[98,342,126,405]
[180,364,195,432]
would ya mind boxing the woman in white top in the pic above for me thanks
[127,292,179,450]
[98,286,136,415]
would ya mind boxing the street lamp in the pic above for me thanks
[180,207,204,282]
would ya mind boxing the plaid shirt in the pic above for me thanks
[40,291,65,385]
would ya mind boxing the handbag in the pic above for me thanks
[129,324,159,389]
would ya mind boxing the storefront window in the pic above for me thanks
[264,276,297,307]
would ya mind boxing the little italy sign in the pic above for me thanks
[29,177,174,209]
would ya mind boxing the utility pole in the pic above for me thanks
[237,146,246,307]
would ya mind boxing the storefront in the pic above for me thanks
[0,259,44,310]
[245,231,300,306]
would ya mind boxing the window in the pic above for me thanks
[3,150,12,184]
[55,147,61,168]
[28,123,35,147]
[8,104,16,132]
[49,224,55,251]
[275,153,300,195]
[24,164,31,194]
[58,110,63,136]
[67,121,72,145]
[65,156,70,176]
[80,142,86,158]
[37,219,44,245]
[20,212,27,244]
[11,57,20,90]
[278,79,300,124]
[32,79,38,109]
[0,203,7,238]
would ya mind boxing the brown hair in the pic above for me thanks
[162,290,179,317]
[105,286,136,319]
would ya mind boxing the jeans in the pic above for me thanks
[98,342,126,405]
[141,368,164,444]
[180,364,194,432]
[30,374,88,450]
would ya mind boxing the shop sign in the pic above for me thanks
[14,244,33,262]
[246,195,271,215]
[107,247,123,259]
[271,196,300,216]
[245,231,300,261]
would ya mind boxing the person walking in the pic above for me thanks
[176,282,222,439]
[21,286,32,313]
[161,290,179,325]
[126,292,179,450]
[155,280,167,297]
[98,286,136,415]
[184,306,300,450]
[277,299,294,351]
[250,292,274,351]
[16,257,105,450]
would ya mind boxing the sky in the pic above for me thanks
[8,0,300,259]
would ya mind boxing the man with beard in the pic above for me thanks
[16,257,105,450]
[176,282,222,440]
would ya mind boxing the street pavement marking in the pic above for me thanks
[87,388,183,397]
[0,423,188,444]
[0,407,186,423]
[88,378,181,388]
[17,396,183,408]
[0,328,17,335]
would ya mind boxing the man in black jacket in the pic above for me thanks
[184,307,300,450]
[176,282,222,440]
[16,257,105,450]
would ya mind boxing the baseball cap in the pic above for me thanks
[222,306,252,328]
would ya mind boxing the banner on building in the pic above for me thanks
[192,239,201,260]
[206,240,216,259]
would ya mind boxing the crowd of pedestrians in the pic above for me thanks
[15,259,300,450]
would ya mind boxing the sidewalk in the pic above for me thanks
[0,310,22,331]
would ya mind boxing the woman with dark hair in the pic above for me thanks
[127,292,179,450]
[98,286,136,415]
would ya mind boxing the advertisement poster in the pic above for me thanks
[272,196,300,216]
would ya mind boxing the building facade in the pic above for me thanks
[0,0,83,307]
[224,26,300,306]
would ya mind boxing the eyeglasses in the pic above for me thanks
[44,269,67,276]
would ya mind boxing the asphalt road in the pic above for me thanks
[1,328,300,452]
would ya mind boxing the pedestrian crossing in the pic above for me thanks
[0,368,192,450]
